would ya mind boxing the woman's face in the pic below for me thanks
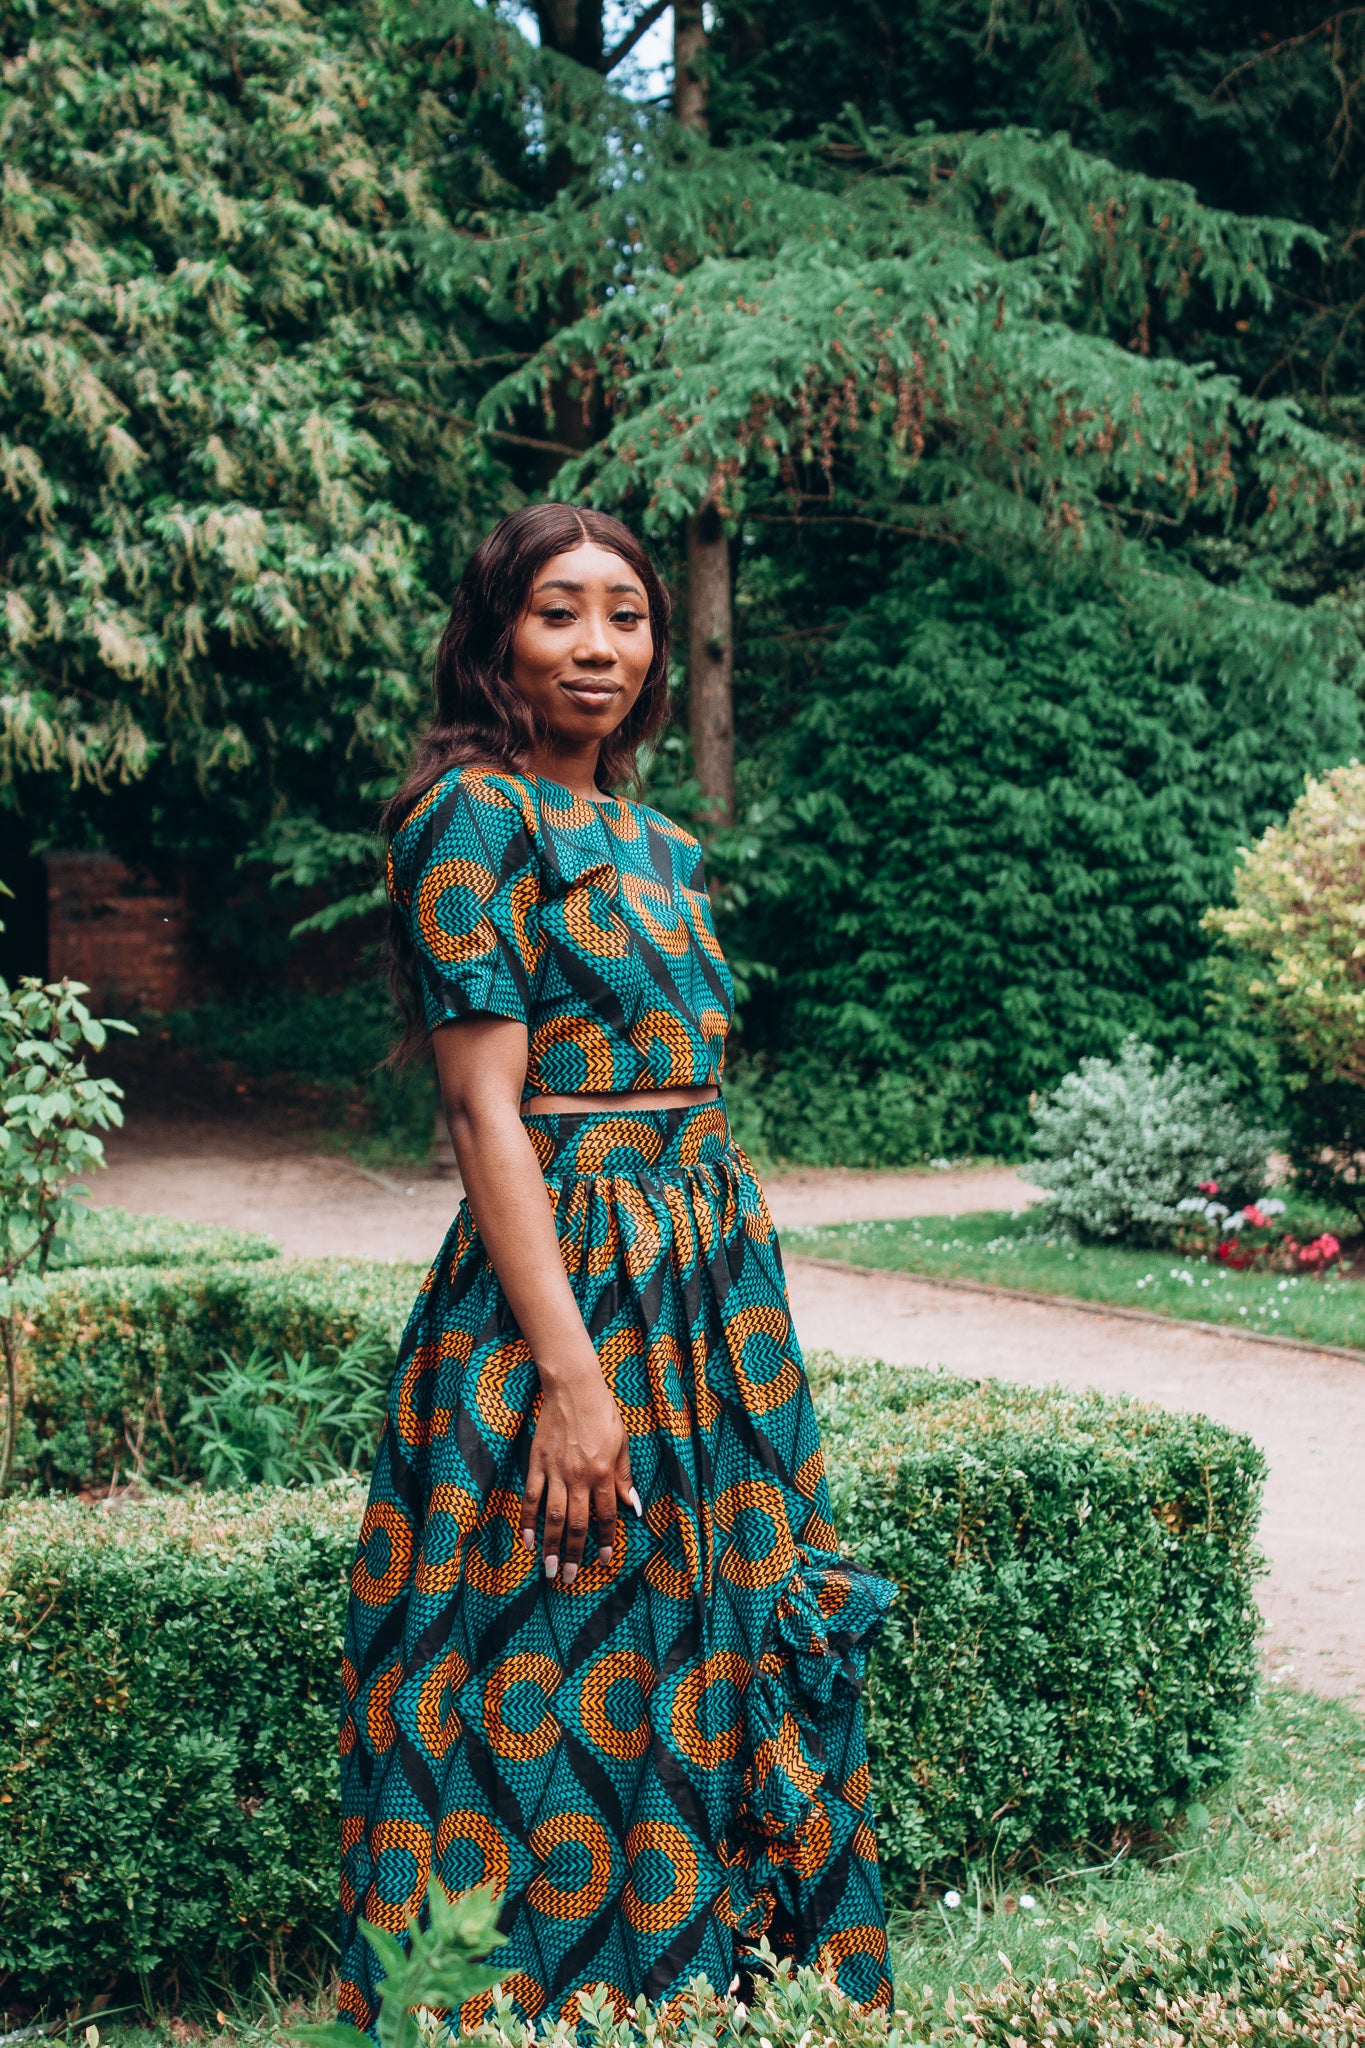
[509,541,653,752]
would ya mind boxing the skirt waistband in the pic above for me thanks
[521,1097,733,1180]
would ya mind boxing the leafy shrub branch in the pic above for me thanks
[0,975,128,1489]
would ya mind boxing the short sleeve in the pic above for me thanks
[387,770,541,1032]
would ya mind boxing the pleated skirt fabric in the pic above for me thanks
[338,1101,894,2032]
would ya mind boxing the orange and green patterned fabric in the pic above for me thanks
[340,772,894,2031]
[385,769,732,1099]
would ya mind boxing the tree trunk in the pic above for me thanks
[536,0,603,69]
[675,1,735,824]
[687,499,734,826]
[673,0,708,133]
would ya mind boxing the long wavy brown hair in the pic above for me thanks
[382,502,672,1063]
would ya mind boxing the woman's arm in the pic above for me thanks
[431,1016,638,1587]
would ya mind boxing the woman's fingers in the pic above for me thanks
[542,1478,567,1580]
[519,1460,544,1555]
[560,1483,591,1584]
[593,1475,618,1569]
[616,1438,642,1521]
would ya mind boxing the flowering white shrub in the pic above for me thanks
[1024,1039,1272,1245]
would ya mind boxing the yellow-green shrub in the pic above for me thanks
[1206,762,1365,1089]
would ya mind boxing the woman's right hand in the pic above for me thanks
[519,1356,640,1585]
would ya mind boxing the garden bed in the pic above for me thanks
[786,1211,1365,1353]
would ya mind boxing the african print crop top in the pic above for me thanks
[388,768,734,1098]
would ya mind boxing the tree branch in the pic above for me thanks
[602,0,672,73]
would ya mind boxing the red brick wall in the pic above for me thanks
[45,852,195,1015]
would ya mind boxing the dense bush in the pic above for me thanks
[21,1259,415,1489]
[0,1358,1263,2007]
[165,987,437,1161]
[814,1358,1264,1890]
[1023,1039,1273,1245]
[0,1483,354,2005]
[184,1342,390,1488]
[723,1056,978,1170]
[731,561,1358,1157]
[1207,762,1365,1221]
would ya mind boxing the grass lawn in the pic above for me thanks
[785,1209,1365,1353]
[890,1684,1365,2001]
[61,1689,1365,2045]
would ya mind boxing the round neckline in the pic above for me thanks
[530,771,626,812]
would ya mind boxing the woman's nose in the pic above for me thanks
[574,616,616,663]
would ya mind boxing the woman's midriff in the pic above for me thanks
[521,1083,719,1115]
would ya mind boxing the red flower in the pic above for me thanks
[1242,1204,1269,1229]
[1198,1181,1220,1196]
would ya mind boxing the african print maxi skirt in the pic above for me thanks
[339,1101,894,2032]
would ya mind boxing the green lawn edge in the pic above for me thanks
[784,1210,1365,1355]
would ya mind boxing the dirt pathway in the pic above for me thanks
[88,1117,1363,1704]
[90,1114,1041,1257]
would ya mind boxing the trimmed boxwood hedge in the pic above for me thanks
[21,1259,419,1488]
[53,1206,283,1270]
[809,1358,1265,1892]
[0,1358,1265,2011]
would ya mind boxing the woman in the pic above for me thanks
[338,503,894,2033]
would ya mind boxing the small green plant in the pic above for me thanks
[290,1878,507,2048]
[1025,1038,1272,1245]
[0,974,131,1489]
[182,1336,392,1487]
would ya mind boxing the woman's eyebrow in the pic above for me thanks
[535,577,645,596]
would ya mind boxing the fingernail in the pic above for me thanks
[599,1546,613,1567]
[561,1561,578,1586]
[544,1556,558,1579]
[629,1489,643,1518]
[521,1530,536,1552]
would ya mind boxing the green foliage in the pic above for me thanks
[0,1358,1262,2009]
[0,974,129,1487]
[291,1879,507,2048]
[183,1340,390,1489]
[164,985,437,1162]
[788,1210,1365,1351]
[456,1949,912,2048]
[51,1205,280,1270]
[0,1481,359,2005]
[722,559,1358,1150]
[813,1359,1264,1893]
[22,1258,415,1490]
[0,0,513,864]
[723,1055,981,1170]
[1206,762,1365,1221]
[1025,1040,1272,1246]
[915,1917,1365,2048]
[707,0,1365,452]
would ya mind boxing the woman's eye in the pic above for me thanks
[612,608,645,625]
[540,605,575,621]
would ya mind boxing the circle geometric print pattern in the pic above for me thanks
[341,770,894,2032]
[339,1103,895,2031]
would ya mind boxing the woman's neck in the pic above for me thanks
[527,742,605,801]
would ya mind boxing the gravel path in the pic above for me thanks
[89,1116,1363,1704]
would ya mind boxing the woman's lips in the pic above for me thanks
[558,679,620,709]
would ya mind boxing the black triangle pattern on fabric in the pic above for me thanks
[338,1101,895,2034]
